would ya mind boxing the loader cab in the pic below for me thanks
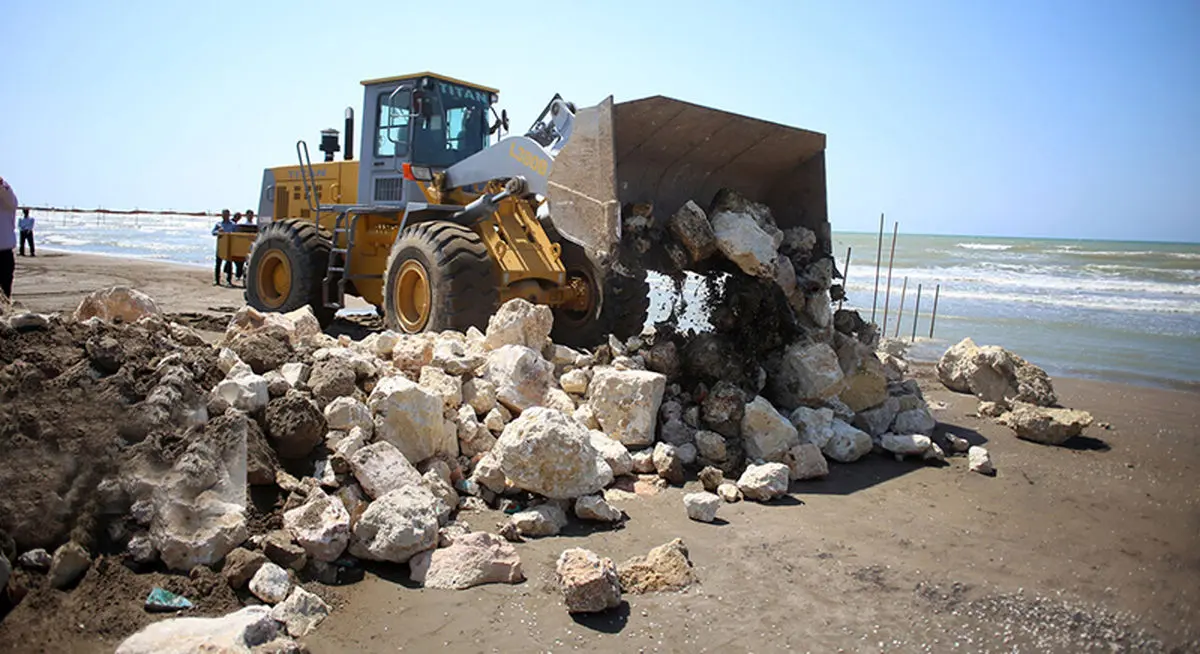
[357,72,499,207]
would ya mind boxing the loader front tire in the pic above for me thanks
[551,241,650,349]
[244,219,335,327]
[383,221,499,334]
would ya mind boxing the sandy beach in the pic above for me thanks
[1,251,1198,653]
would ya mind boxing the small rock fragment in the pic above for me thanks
[968,446,996,475]
[717,482,743,503]
[574,495,623,523]
[49,542,91,589]
[249,562,292,604]
[683,493,720,522]
[270,586,331,638]
[736,462,790,502]
[555,548,622,614]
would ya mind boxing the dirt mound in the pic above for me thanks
[0,555,241,653]
[0,317,220,554]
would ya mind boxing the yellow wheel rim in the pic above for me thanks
[256,250,292,309]
[395,259,431,332]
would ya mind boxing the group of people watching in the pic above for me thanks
[212,208,255,286]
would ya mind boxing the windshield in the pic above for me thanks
[411,79,491,168]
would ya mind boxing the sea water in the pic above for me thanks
[25,211,1200,390]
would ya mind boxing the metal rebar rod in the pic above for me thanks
[839,245,851,311]
[912,283,923,343]
[928,283,941,338]
[871,213,884,323]
[893,276,908,338]
[881,221,899,334]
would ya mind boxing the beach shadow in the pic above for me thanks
[1060,435,1111,452]
[570,600,630,633]
[795,457,926,496]
[362,561,423,589]
[326,317,379,341]
[935,421,989,447]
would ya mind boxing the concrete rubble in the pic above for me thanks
[0,192,992,644]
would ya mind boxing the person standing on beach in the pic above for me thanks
[211,208,235,286]
[18,208,35,257]
[231,212,246,284]
[0,176,16,299]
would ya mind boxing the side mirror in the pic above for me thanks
[502,109,509,132]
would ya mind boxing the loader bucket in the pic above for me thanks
[546,95,830,266]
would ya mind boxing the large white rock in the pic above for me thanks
[270,586,331,638]
[484,298,553,352]
[283,493,350,562]
[588,431,633,477]
[419,365,463,410]
[114,606,279,654]
[783,442,829,480]
[369,375,456,464]
[736,462,790,501]
[881,433,933,458]
[936,337,1057,407]
[409,531,524,590]
[586,367,666,447]
[741,395,800,462]
[482,344,555,414]
[248,562,291,604]
[152,493,248,572]
[789,406,836,448]
[323,396,372,435]
[683,492,721,522]
[493,407,613,499]
[73,286,161,324]
[211,375,269,413]
[766,342,847,411]
[1000,402,1093,445]
[348,441,423,499]
[710,210,779,279]
[821,419,873,463]
[349,485,445,563]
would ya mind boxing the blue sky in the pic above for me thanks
[1,0,1197,241]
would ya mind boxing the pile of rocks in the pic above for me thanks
[0,193,978,643]
[937,337,1094,446]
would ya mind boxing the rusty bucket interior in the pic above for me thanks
[546,95,830,265]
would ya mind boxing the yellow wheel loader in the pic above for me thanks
[240,72,829,348]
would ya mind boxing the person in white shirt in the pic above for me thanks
[18,208,35,257]
[0,176,16,299]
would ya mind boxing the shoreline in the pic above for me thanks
[12,249,1199,394]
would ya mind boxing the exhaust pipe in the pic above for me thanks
[344,107,355,161]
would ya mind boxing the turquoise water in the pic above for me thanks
[25,211,1200,390]
[829,232,1200,391]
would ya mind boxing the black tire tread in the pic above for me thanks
[243,219,335,327]
[383,220,499,333]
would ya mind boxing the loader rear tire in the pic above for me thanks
[244,219,335,327]
[551,241,650,349]
[383,221,499,334]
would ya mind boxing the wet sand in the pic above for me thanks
[5,250,1200,652]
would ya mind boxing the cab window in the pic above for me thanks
[375,89,411,157]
